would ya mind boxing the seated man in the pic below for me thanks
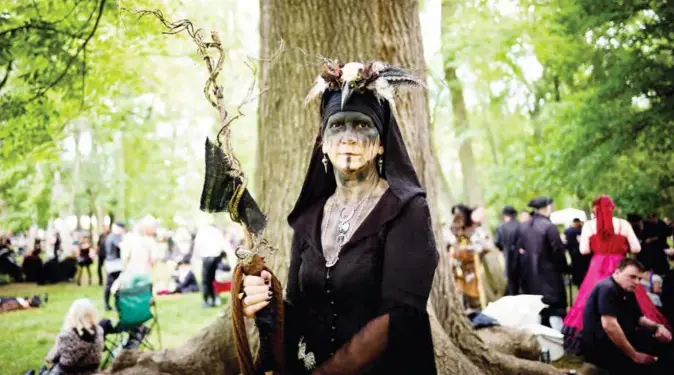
[173,260,199,294]
[581,258,673,375]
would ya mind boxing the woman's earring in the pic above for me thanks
[322,154,329,174]
[377,156,383,175]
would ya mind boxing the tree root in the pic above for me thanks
[476,325,541,360]
[105,309,246,375]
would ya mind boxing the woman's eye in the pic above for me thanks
[330,122,344,128]
[357,123,369,128]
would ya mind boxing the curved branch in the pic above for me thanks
[26,0,107,103]
[0,60,13,92]
[0,22,79,39]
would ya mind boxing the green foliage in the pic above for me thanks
[1,0,259,231]
[440,0,674,217]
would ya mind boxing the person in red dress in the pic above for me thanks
[562,195,670,353]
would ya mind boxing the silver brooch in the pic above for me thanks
[298,336,316,370]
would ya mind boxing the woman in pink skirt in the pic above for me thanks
[562,195,670,353]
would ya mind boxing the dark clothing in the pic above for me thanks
[97,233,108,286]
[78,246,93,266]
[40,258,76,284]
[565,226,590,286]
[103,234,122,261]
[103,233,123,308]
[104,271,121,309]
[97,260,105,287]
[175,270,199,293]
[21,254,43,283]
[495,219,521,295]
[41,258,61,284]
[581,277,674,375]
[77,246,93,285]
[53,234,61,260]
[0,247,22,282]
[582,277,642,347]
[639,221,669,276]
[517,213,568,319]
[662,269,674,325]
[284,88,437,374]
[201,256,221,304]
[60,257,77,281]
[285,192,438,374]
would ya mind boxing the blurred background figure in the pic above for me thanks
[21,240,44,283]
[193,223,231,308]
[103,222,126,311]
[76,234,94,286]
[564,218,590,287]
[495,205,521,295]
[43,299,103,375]
[97,225,110,286]
[120,215,158,277]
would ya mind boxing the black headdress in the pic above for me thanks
[288,61,426,225]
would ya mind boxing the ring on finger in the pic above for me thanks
[238,292,245,300]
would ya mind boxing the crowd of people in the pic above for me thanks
[447,195,674,375]
[2,60,674,375]
[1,217,242,374]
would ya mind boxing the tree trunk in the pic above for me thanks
[441,0,483,207]
[108,2,562,374]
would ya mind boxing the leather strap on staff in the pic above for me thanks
[231,255,285,375]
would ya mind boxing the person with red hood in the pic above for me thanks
[562,195,670,354]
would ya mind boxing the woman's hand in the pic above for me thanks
[241,270,273,318]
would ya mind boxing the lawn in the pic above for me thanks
[0,270,227,375]
[1,261,582,375]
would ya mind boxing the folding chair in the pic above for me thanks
[101,274,162,369]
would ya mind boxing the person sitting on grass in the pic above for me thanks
[157,260,199,295]
[0,294,43,313]
[44,298,104,375]
[581,258,674,375]
[21,240,44,283]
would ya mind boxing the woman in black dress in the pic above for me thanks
[76,235,94,286]
[242,61,438,374]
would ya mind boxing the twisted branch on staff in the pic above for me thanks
[127,8,284,375]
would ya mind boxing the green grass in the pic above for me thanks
[1,261,584,374]
[0,266,228,375]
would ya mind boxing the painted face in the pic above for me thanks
[322,111,383,175]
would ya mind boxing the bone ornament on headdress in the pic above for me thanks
[304,60,425,109]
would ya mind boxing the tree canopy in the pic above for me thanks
[1,0,673,231]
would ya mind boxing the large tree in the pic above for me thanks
[108,1,561,374]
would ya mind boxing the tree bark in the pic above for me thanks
[107,1,562,374]
[441,0,483,207]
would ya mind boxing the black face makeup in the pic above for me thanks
[322,111,382,174]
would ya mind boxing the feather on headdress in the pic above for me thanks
[304,60,425,109]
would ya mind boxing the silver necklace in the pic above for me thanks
[322,181,377,267]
